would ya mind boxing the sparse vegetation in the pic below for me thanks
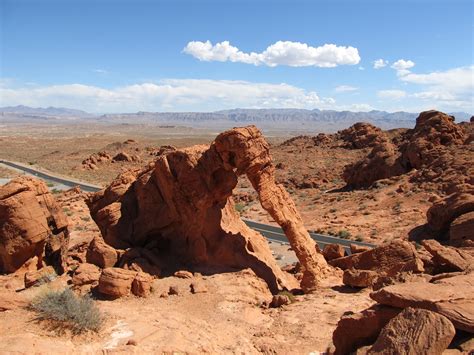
[234,202,246,214]
[277,290,296,303]
[337,230,351,239]
[30,288,103,334]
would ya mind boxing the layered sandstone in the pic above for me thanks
[88,126,328,293]
[0,176,69,274]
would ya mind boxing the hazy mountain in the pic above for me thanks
[0,105,92,117]
[1,106,471,132]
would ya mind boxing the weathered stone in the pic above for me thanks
[98,267,137,298]
[0,176,69,274]
[174,270,193,279]
[190,281,208,294]
[88,126,329,293]
[322,244,345,261]
[450,212,474,246]
[86,236,118,268]
[370,273,474,332]
[343,268,379,288]
[333,305,401,355]
[270,294,291,308]
[350,244,372,254]
[422,239,472,272]
[330,240,424,277]
[72,263,101,287]
[368,308,455,355]
[131,271,153,297]
[0,292,28,312]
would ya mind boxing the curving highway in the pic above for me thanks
[0,159,373,254]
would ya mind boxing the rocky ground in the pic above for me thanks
[0,111,473,354]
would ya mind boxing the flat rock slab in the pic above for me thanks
[370,273,474,333]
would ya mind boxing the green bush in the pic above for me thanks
[337,230,351,239]
[30,288,103,334]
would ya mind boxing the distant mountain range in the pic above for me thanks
[1,105,471,132]
[0,105,92,117]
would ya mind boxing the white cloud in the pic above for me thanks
[391,59,416,76]
[93,69,108,74]
[334,85,358,93]
[377,89,407,100]
[373,59,388,69]
[0,79,338,113]
[183,40,361,68]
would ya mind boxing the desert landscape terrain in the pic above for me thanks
[0,109,473,354]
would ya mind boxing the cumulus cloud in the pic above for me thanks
[391,59,415,76]
[373,59,388,69]
[183,40,361,68]
[334,85,358,93]
[0,79,338,113]
[377,89,407,100]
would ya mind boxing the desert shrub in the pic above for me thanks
[30,288,103,334]
[234,202,245,213]
[337,230,351,239]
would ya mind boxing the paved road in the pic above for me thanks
[1,158,374,254]
[0,159,101,192]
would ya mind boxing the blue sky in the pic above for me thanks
[1,0,473,113]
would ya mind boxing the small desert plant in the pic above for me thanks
[46,182,55,188]
[30,288,103,334]
[355,235,364,242]
[234,202,245,214]
[337,230,351,239]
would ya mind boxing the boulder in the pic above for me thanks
[332,305,401,355]
[368,307,455,355]
[421,239,473,272]
[330,240,424,276]
[71,263,101,287]
[343,268,379,288]
[322,244,345,261]
[343,141,405,188]
[370,273,474,332]
[88,126,329,293]
[339,122,387,149]
[350,244,372,254]
[190,280,208,294]
[98,267,137,298]
[86,236,118,268]
[450,212,474,246]
[270,294,291,308]
[131,271,153,297]
[112,152,133,162]
[0,176,69,274]
[427,192,474,236]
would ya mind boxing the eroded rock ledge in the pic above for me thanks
[87,126,329,293]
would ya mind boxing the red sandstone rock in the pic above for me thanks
[339,122,388,149]
[72,263,101,288]
[368,307,455,355]
[450,212,474,246]
[370,273,474,332]
[322,244,345,261]
[98,267,137,298]
[86,236,118,268]
[421,239,473,272]
[350,244,371,254]
[88,126,327,293]
[343,268,379,288]
[329,240,424,276]
[0,176,69,274]
[131,271,154,297]
[426,192,474,235]
[24,266,56,288]
[332,304,401,355]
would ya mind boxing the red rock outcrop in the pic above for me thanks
[343,110,470,190]
[370,272,474,332]
[426,191,474,237]
[0,176,69,274]
[421,239,473,272]
[332,305,401,355]
[339,122,387,149]
[368,307,455,355]
[400,110,466,169]
[450,211,474,246]
[343,141,405,188]
[88,126,328,293]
